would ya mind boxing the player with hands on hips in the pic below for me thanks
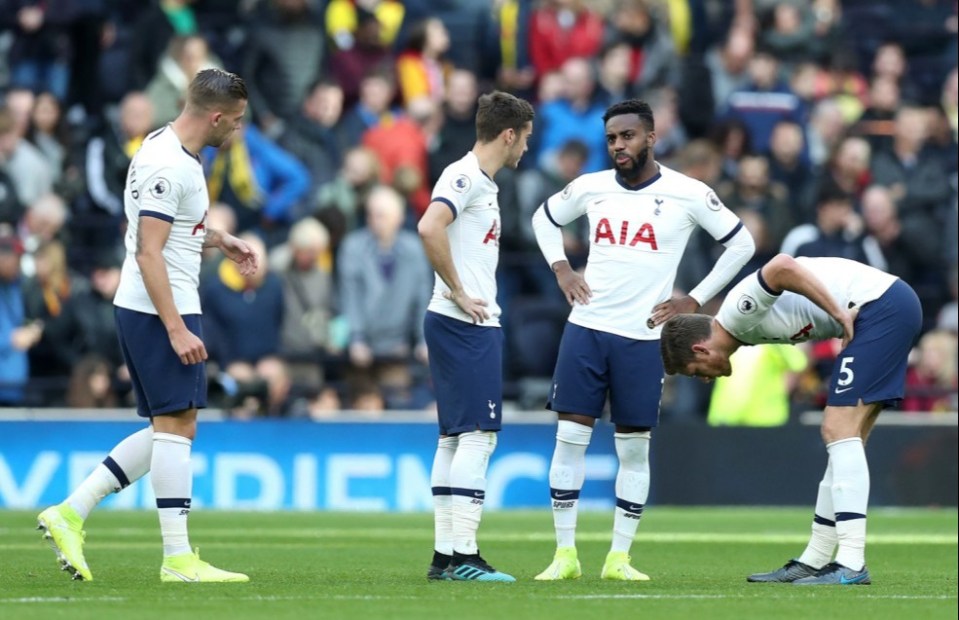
[530,99,755,582]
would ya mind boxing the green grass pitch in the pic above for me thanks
[1,508,956,620]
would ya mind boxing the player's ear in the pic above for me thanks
[211,111,222,127]
[504,127,514,146]
[691,343,709,356]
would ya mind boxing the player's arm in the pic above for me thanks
[204,227,258,276]
[531,200,591,305]
[651,198,755,326]
[417,199,490,324]
[136,216,207,364]
[760,254,856,348]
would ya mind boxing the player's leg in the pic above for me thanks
[794,280,920,586]
[600,337,660,582]
[120,310,247,582]
[536,325,609,580]
[428,434,458,579]
[37,310,157,581]
[423,312,513,582]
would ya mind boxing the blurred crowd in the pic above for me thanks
[0,0,956,422]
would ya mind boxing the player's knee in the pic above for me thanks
[457,430,497,457]
[557,419,593,446]
[614,431,651,466]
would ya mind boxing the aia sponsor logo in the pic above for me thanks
[593,218,658,249]
[482,219,500,246]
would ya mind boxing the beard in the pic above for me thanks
[614,145,650,176]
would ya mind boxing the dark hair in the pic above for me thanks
[660,314,713,375]
[603,99,655,131]
[403,19,431,53]
[187,68,247,112]
[475,91,535,143]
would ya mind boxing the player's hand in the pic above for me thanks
[168,325,207,365]
[444,289,490,324]
[553,262,592,306]
[837,307,858,350]
[648,295,700,328]
[219,233,259,276]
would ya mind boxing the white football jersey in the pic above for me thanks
[114,125,210,315]
[717,256,898,344]
[544,164,743,340]
[426,151,503,326]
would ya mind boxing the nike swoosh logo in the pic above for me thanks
[473,492,484,498]
[628,505,643,512]
[554,492,574,498]
[162,568,200,582]
[835,386,854,394]
[840,574,867,584]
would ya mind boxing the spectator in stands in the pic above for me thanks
[315,145,381,252]
[595,41,638,106]
[861,184,941,287]
[270,217,334,395]
[602,0,679,92]
[760,0,821,68]
[648,87,688,162]
[0,226,39,405]
[528,0,604,79]
[535,57,607,173]
[718,154,794,252]
[485,0,536,98]
[21,239,82,405]
[706,24,755,116]
[870,41,921,105]
[242,0,326,134]
[326,0,405,52]
[24,91,69,187]
[428,68,479,185]
[337,185,431,408]
[708,117,752,182]
[338,69,398,150]
[129,0,198,90]
[854,76,901,155]
[66,354,118,409]
[201,232,290,416]
[362,97,439,219]
[5,0,71,100]
[71,247,128,405]
[808,135,871,220]
[725,46,803,155]
[870,105,952,266]
[18,192,69,278]
[395,17,450,107]
[278,80,349,192]
[937,264,958,333]
[766,119,814,218]
[83,91,154,218]
[804,98,847,169]
[329,9,392,108]
[780,185,872,266]
[203,123,310,246]
[146,34,220,126]
[943,66,958,139]
[0,103,53,219]
[902,329,958,413]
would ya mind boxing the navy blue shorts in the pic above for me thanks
[826,279,922,408]
[547,323,663,428]
[424,311,503,435]
[115,307,208,417]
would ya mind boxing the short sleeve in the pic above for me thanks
[133,164,183,222]
[431,167,480,218]
[688,184,743,243]
[716,269,780,337]
[542,178,588,227]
